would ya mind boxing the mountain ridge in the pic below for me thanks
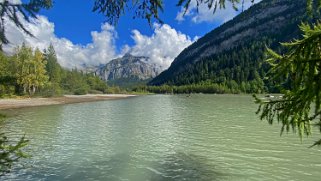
[95,54,161,86]
[149,0,309,91]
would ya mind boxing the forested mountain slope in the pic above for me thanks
[149,0,311,92]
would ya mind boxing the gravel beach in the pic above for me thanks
[0,94,136,110]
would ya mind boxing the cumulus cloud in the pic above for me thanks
[3,14,195,69]
[126,24,195,69]
[176,0,261,24]
[3,15,117,69]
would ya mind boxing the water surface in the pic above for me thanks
[1,95,320,180]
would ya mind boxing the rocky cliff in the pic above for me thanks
[96,54,161,82]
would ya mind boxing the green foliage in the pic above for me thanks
[86,75,108,92]
[0,51,16,96]
[60,68,111,95]
[13,44,48,96]
[39,83,63,97]
[104,86,123,94]
[44,44,62,85]
[73,87,88,95]
[0,114,29,175]
[134,79,263,94]
[41,44,64,97]
[307,0,321,14]
[150,0,308,88]
[0,133,29,175]
[150,43,267,93]
[13,44,33,94]
[0,44,109,97]
[61,70,90,95]
[254,22,321,146]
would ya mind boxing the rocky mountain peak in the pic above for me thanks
[95,54,162,82]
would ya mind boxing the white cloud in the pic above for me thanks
[3,15,117,69]
[127,23,195,69]
[3,15,195,70]
[176,0,261,24]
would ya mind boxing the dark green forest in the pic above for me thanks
[148,0,314,94]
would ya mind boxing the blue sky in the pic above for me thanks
[39,0,218,48]
[4,0,258,69]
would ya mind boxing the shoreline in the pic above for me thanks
[0,94,137,110]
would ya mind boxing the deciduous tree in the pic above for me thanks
[13,44,48,95]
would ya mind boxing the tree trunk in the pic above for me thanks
[28,86,31,96]
[32,86,36,95]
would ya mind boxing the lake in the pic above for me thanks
[1,94,320,180]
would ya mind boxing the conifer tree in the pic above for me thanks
[254,22,321,146]
[44,44,61,84]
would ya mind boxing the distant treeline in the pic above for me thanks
[133,79,265,94]
[0,44,121,97]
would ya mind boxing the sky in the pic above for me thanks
[3,0,259,69]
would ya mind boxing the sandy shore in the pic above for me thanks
[0,94,136,110]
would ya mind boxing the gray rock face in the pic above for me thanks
[96,54,161,81]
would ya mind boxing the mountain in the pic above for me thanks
[96,54,161,87]
[149,0,311,92]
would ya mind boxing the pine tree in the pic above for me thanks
[44,44,61,84]
[254,22,321,146]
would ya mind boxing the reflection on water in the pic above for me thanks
[1,95,321,180]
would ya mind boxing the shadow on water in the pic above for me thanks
[147,152,222,181]
[7,152,222,181]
